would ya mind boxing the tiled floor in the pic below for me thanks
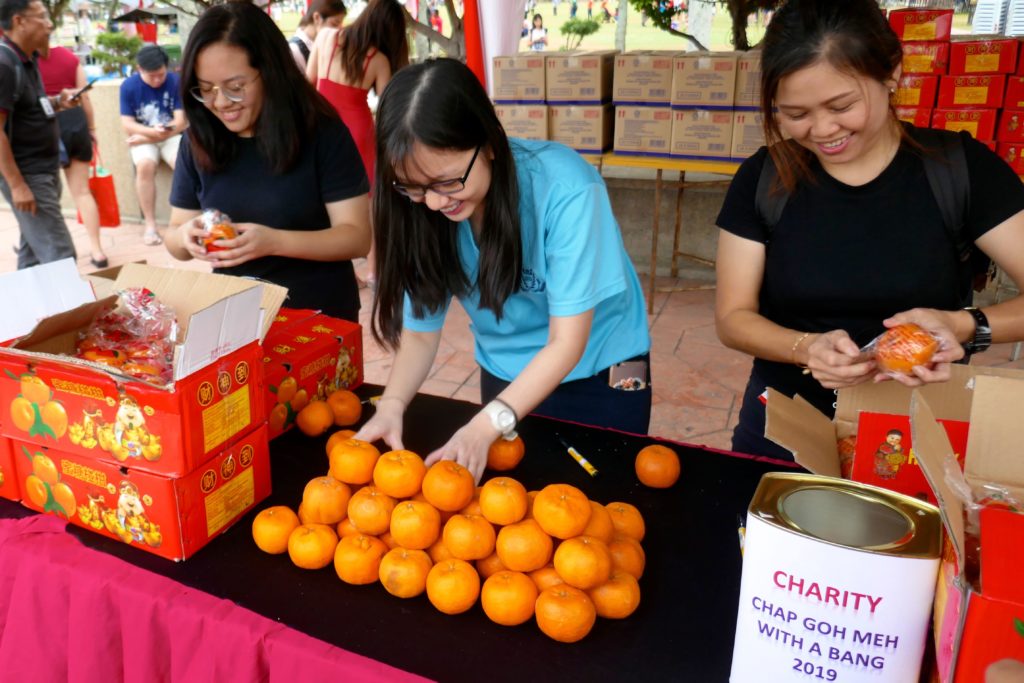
[3,207,1023,451]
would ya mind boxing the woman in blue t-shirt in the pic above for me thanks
[164,2,370,322]
[354,59,650,481]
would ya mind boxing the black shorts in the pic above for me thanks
[56,108,92,166]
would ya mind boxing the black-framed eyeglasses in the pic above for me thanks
[392,146,481,199]
[189,74,261,105]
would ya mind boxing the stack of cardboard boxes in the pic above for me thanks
[892,7,1024,180]
[493,51,617,154]
[0,262,286,560]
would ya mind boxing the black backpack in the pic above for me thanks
[289,36,311,64]
[0,42,25,139]
[754,126,991,306]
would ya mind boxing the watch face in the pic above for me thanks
[497,411,515,429]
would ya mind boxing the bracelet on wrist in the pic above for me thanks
[375,395,407,409]
[790,331,812,368]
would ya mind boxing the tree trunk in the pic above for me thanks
[615,0,628,51]
[727,0,750,50]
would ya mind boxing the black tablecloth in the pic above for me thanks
[1,387,798,682]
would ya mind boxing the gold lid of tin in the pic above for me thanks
[749,473,942,559]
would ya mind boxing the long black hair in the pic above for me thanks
[371,58,521,349]
[338,0,409,83]
[760,0,903,190]
[179,1,338,173]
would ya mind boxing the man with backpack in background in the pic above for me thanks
[0,0,80,269]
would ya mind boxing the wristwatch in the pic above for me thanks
[482,399,518,437]
[962,307,992,354]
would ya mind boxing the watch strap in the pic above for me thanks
[963,307,992,354]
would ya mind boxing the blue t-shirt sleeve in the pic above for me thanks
[542,178,627,317]
[169,134,201,210]
[168,72,183,111]
[118,77,135,117]
[316,117,369,202]
[401,292,450,332]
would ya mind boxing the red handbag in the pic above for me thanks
[77,148,121,228]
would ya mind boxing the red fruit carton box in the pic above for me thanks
[889,8,953,42]
[263,312,363,440]
[937,74,1007,108]
[895,74,939,108]
[0,436,18,501]
[12,422,270,561]
[996,108,1024,142]
[1004,76,1024,109]
[895,106,933,128]
[0,263,286,477]
[902,41,951,75]
[948,37,1019,75]
[931,108,998,140]
[911,375,1024,683]
[850,411,968,505]
[996,141,1024,174]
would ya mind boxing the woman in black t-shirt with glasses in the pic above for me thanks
[165,2,370,322]
[715,0,1024,460]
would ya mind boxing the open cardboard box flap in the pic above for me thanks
[765,388,841,477]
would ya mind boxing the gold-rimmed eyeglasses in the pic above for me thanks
[189,74,261,105]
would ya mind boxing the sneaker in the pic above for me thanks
[143,229,162,246]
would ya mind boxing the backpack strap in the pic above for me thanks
[0,43,25,140]
[754,151,788,242]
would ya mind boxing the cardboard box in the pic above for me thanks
[730,110,764,159]
[910,375,1024,683]
[491,55,546,104]
[889,8,953,42]
[612,51,676,106]
[948,37,1019,75]
[734,51,761,108]
[937,74,1006,109]
[545,50,616,104]
[670,52,737,109]
[1005,76,1024,109]
[548,104,613,154]
[263,312,363,440]
[902,41,951,75]
[931,108,998,140]
[0,436,17,501]
[612,105,673,156]
[669,108,734,160]
[0,263,286,477]
[895,74,939,108]
[996,108,1024,142]
[495,104,549,141]
[896,106,933,128]
[996,141,1024,174]
[12,422,271,561]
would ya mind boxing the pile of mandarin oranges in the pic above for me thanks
[251,406,673,643]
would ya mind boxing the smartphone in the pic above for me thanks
[608,360,649,391]
[70,80,95,101]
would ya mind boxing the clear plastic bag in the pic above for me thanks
[197,209,236,253]
[861,323,942,378]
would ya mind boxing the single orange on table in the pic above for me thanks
[334,534,388,585]
[535,585,597,643]
[874,323,939,374]
[373,449,427,499]
[529,565,565,591]
[479,476,528,526]
[287,523,338,570]
[426,559,481,615]
[495,518,553,572]
[580,500,615,543]
[421,461,476,512]
[325,429,358,456]
[487,434,525,471]
[201,222,236,252]
[608,535,646,579]
[606,501,646,542]
[532,483,591,539]
[252,505,301,554]
[336,517,361,538]
[553,535,613,590]
[389,500,441,550]
[326,389,362,427]
[378,548,432,598]
[442,513,496,561]
[635,444,681,488]
[481,570,539,626]
[329,438,381,485]
[588,570,642,619]
[347,485,396,536]
[476,551,507,579]
[301,476,351,525]
[296,400,334,437]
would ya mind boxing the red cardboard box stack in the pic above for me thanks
[0,263,285,560]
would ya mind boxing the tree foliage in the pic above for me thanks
[40,0,72,29]
[627,0,783,50]
[560,18,601,51]
[92,32,142,75]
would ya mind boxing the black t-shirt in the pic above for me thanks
[0,39,59,175]
[170,115,369,321]
[716,129,1024,416]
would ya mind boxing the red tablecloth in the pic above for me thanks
[0,515,429,682]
